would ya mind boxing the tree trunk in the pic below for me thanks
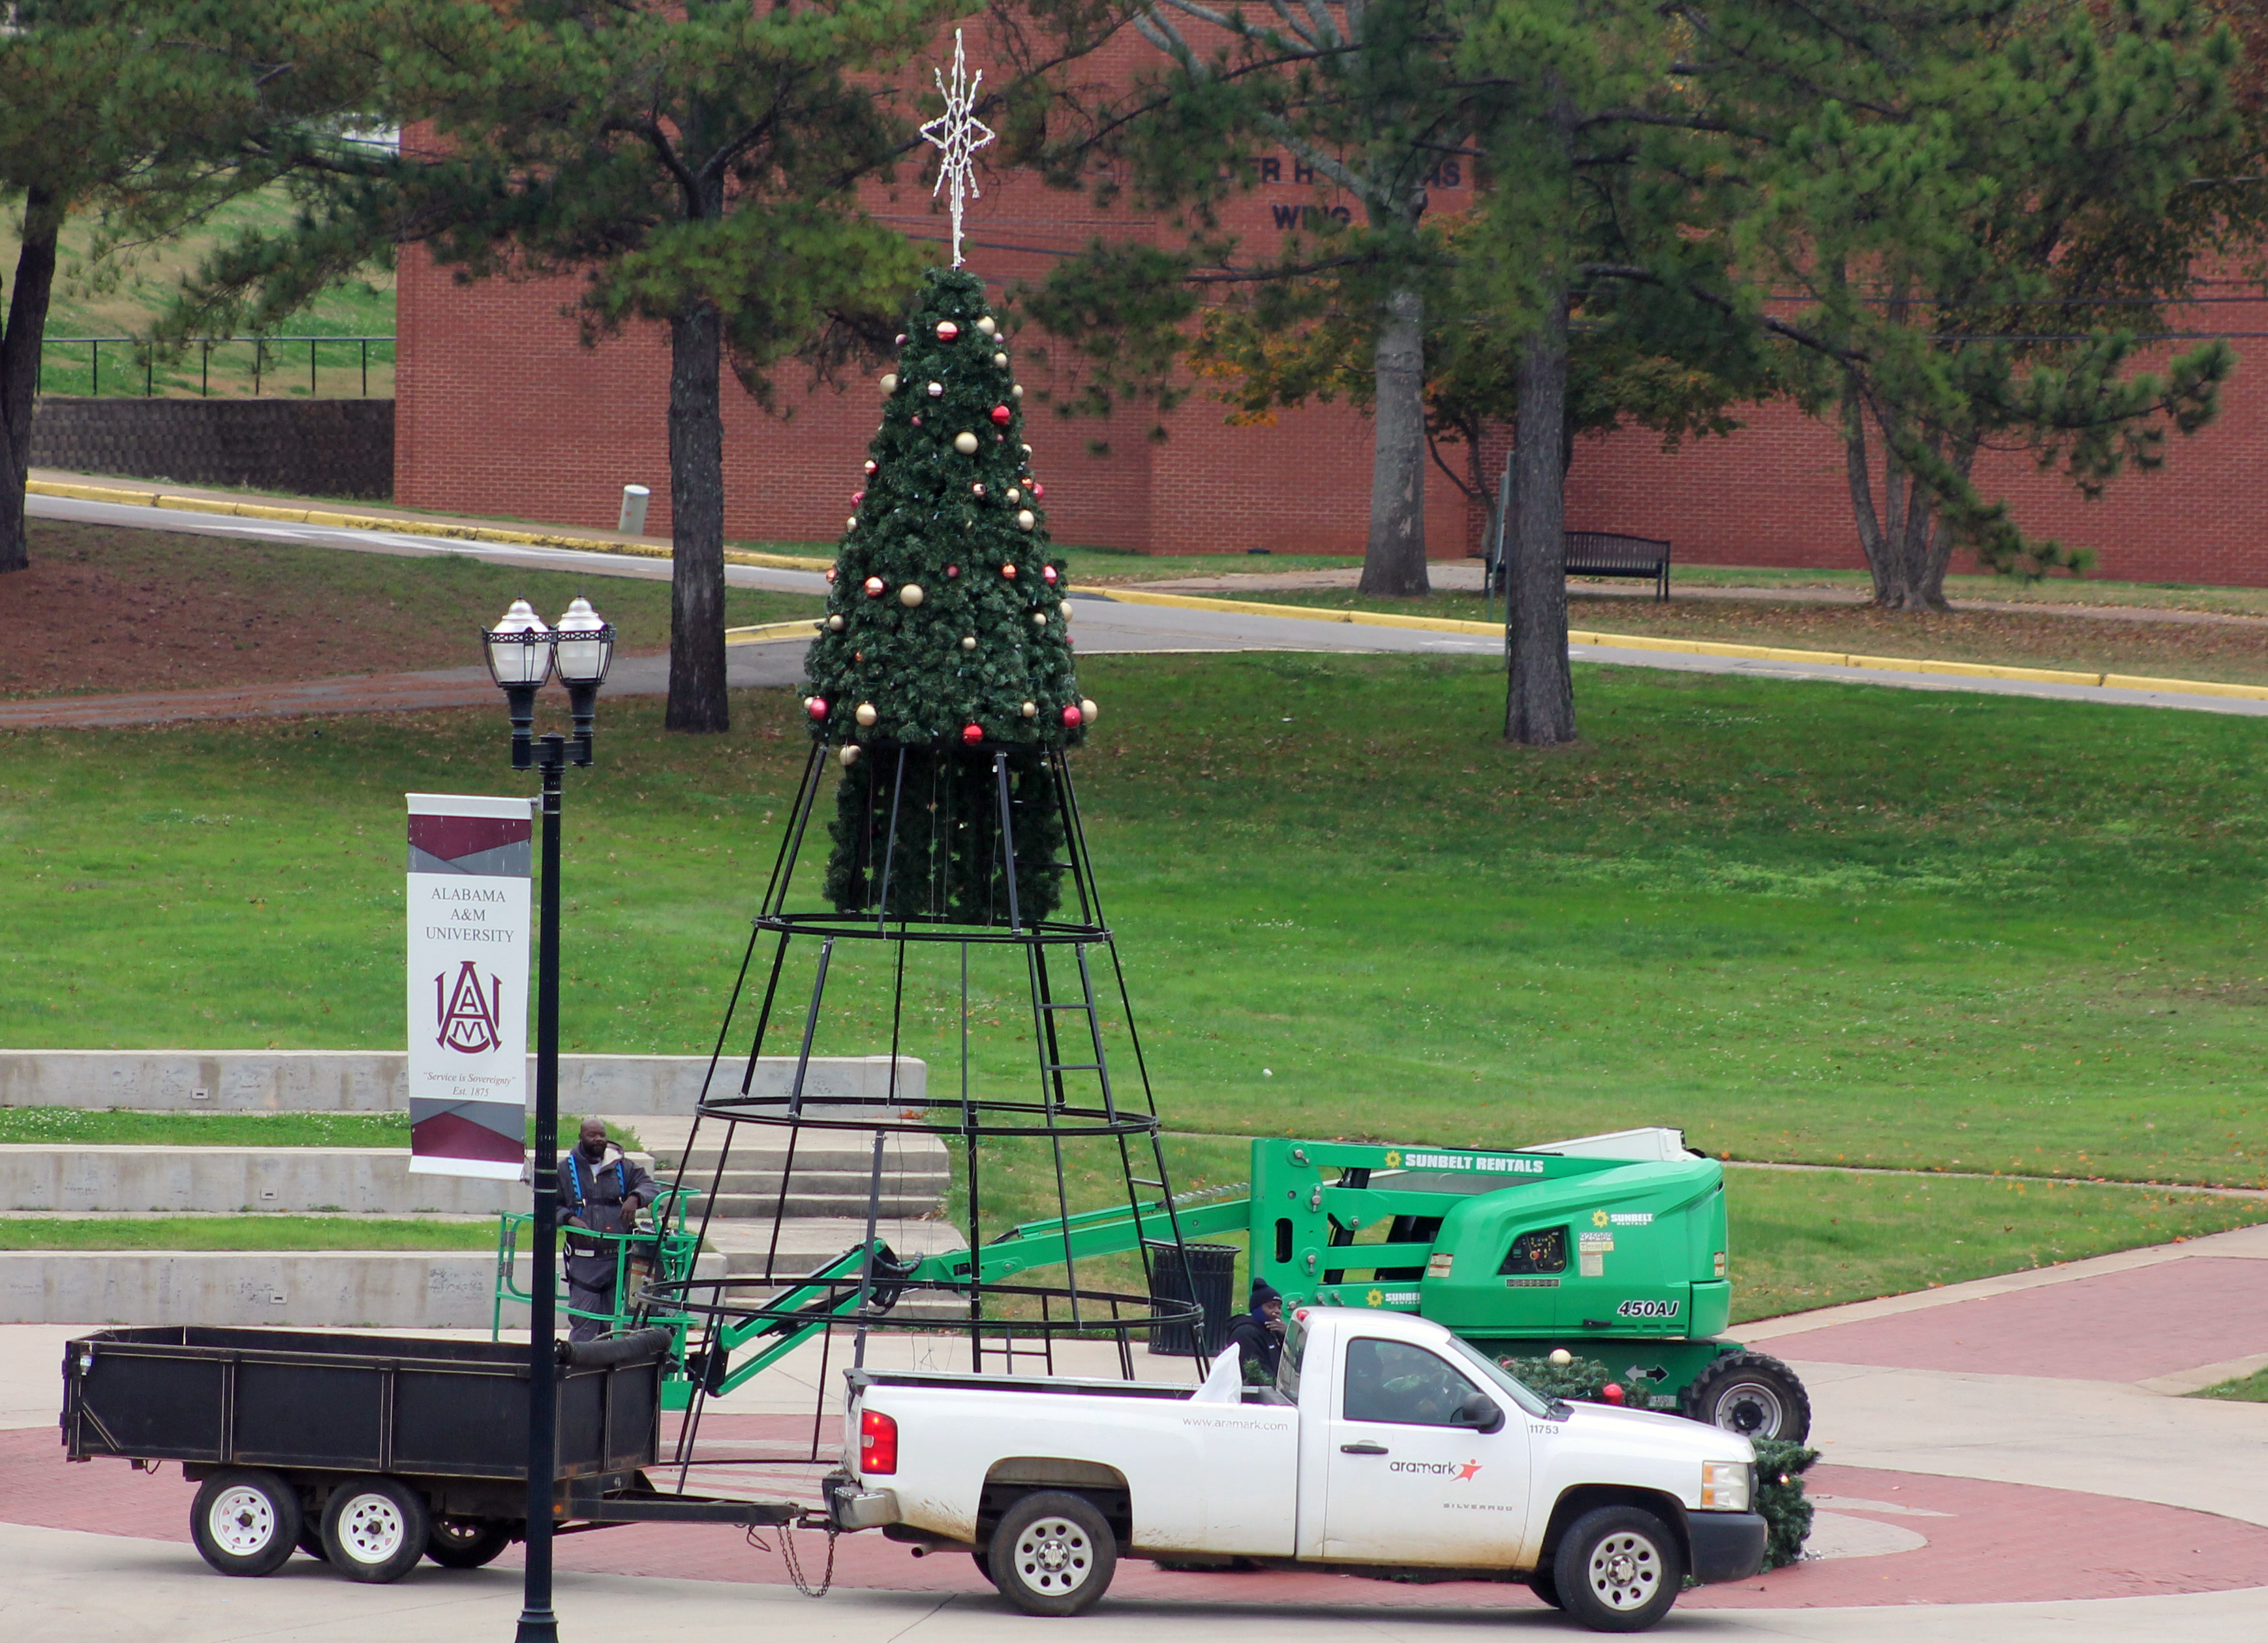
[1356,281,1430,596]
[666,299,729,733]
[0,189,62,576]
[1505,288,1576,747]
[1914,438,1977,609]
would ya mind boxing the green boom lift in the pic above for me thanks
[496,1127,1809,1440]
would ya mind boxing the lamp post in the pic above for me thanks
[483,597,614,1643]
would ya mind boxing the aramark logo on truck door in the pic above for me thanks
[1390,1459,1483,1480]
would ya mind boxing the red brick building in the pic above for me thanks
[393,44,2268,587]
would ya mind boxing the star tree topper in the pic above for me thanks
[920,29,995,269]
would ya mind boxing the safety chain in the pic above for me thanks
[748,1523,839,1598]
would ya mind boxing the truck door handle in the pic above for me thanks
[1340,1440,1389,1455]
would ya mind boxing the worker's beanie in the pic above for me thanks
[1251,1279,1281,1310]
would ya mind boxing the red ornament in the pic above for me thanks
[824,567,837,583]
[1042,565,1058,585]
[990,405,1012,426]
[960,722,984,746]
[1062,704,1082,728]
[1030,482,1045,499]
[945,564,960,579]
[910,415,922,426]
[1601,1383,1625,1406]
[863,576,885,597]
[863,459,877,475]
[806,697,829,722]
[851,490,864,504]
[937,320,960,341]
[1001,564,1018,580]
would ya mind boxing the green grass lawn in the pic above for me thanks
[2194,1367,2268,1401]
[5,653,2266,1197]
[3,188,396,401]
[0,1216,493,1250]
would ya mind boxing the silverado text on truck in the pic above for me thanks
[826,1306,1768,1632]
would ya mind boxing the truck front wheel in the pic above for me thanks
[321,1476,430,1584]
[191,1469,301,1577]
[1553,1506,1683,1632]
[987,1491,1117,1617]
[1681,1353,1811,1443]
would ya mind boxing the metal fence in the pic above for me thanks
[38,335,396,399]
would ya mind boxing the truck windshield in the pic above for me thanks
[1437,1332,1559,1419]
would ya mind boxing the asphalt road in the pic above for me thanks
[33,491,2268,719]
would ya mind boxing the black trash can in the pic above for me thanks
[1147,1242,1239,1356]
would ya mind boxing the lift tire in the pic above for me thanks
[1552,1505,1683,1633]
[321,1476,430,1584]
[1681,1352,1811,1443]
[426,1516,513,1569]
[987,1491,1117,1617]
[191,1468,301,1578]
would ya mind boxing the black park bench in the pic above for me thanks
[1561,530,1674,602]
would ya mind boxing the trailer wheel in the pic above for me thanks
[426,1516,512,1569]
[191,1469,301,1578]
[1681,1352,1811,1443]
[1552,1505,1682,1632]
[987,1491,1116,1617]
[297,1522,328,1559]
[321,1477,430,1584]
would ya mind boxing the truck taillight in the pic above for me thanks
[859,1407,898,1475]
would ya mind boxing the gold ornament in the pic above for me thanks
[977,316,998,337]
[1015,510,1035,530]
[960,635,977,651]
[1079,697,1098,722]
[1020,700,1037,718]
[1031,611,1048,628]
[878,373,898,393]
[900,583,925,607]
[827,614,845,632]
[855,702,879,727]
[953,431,979,454]
[838,745,861,768]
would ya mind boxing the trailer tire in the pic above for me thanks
[297,1522,328,1559]
[321,1477,429,1584]
[987,1491,1116,1616]
[1681,1353,1811,1443]
[191,1469,301,1577]
[1553,1505,1683,1633]
[426,1516,513,1569]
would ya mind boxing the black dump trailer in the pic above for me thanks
[62,1325,797,1583]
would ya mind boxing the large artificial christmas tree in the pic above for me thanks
[803,265,1096,921]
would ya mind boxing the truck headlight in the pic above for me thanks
[1700,1460,1751,1512]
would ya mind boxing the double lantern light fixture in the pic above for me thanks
[482,598,616,768]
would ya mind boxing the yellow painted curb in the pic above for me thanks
[725,620,823,646]
[29,478,833,572]
[1100,587,2268,704]
[1097,585,1502,636]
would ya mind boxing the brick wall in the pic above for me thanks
[31,397,395,500]
[394,22,2268,588]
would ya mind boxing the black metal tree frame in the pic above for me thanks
[645,735,1208,1467]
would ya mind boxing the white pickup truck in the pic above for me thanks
[824,1306,1766,1632]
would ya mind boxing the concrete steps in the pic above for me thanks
[0,1144,533,1215]
[645,1121,953,1221]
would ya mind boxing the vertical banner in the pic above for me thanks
[406,793,533,1179]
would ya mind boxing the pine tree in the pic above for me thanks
[805,266,1095,922]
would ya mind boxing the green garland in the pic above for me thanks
[1500,1353,1815,1571]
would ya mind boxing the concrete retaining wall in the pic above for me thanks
[0,1251,523,1328]
[29,396,394,499]
[0,1249,731,1327]
[0,1144,603,1214]
[0,1051,924,1113]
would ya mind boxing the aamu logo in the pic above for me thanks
[1390,1458,1483,1481]
[435,960,504,1054]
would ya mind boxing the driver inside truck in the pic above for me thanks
[560,1118,658,1341]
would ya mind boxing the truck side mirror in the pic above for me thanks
[1452,1394,1504,1435]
